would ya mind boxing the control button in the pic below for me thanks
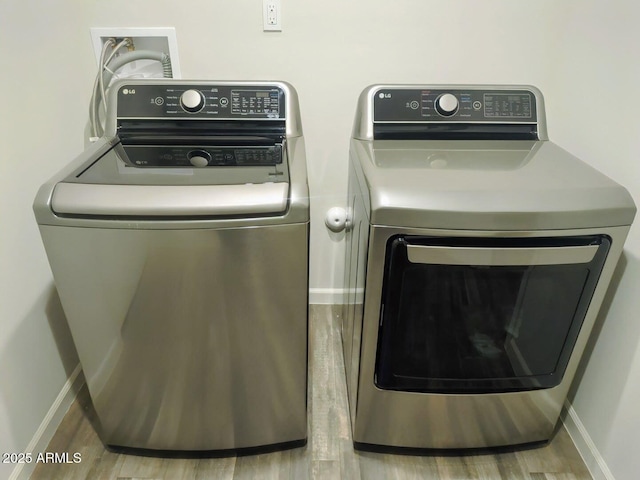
[187,150,211,167]
[154,96,165,106]
[473,100,482,110]
[409,100,420,110]
[180,89,205,113]
[220,97,229,107]
[435,93,459,117]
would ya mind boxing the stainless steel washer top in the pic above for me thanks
[343,84,635,452]
[37,80,308,224]
[34,80,309,453]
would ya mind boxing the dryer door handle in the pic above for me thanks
[406,244,599,266]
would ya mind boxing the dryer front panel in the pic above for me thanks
[351,225,629,449]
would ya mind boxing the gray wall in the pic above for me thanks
[545,1,640,478]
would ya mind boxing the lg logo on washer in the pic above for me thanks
[122,88,136,95]
[378,92,392,99]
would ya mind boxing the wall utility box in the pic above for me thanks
[90,27,181,79]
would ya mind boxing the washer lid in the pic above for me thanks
[51,182,289,217]
[70,147,288,187]
[352,139,636,230]
[53,145,291,217]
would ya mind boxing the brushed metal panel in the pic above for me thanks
[406,244,598,266]
[39,222,308,451]
[349,138,636,230]
[51,182,289,216]
[342,160,370,431]
[33,136,309,230]
[350,225,630,449]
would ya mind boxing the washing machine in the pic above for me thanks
[342,84,636,451]
[34,80,309,453]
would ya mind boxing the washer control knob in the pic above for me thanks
[435,93,459,116]
[187,150,211,167]
[180,89,205,113]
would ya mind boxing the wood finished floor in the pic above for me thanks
[30,305,592,480]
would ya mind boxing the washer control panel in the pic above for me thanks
[117,84,285,119]
[373,88,536,123]
[121,145,283,168]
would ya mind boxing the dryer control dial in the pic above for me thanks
[435,93,459,117]
[180,89,205,113]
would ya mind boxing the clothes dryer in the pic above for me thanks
[343,84,635,450]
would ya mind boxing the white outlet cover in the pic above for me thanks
[90,27,181,79]
[263,0,282,31]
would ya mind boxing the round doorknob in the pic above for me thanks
[325,207,348,232]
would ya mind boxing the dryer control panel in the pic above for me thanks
[373,88,536,123]
[365,85,544,141]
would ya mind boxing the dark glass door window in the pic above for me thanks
[375,235,610,394]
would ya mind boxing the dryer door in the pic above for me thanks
[375,234,610,394]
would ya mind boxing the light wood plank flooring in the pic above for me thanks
[30,305,592,479]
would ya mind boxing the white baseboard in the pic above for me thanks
[9,364,84,480]
[563,401,615,480]
[309,288,346,305]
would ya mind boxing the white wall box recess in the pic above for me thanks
[90,27,181,79]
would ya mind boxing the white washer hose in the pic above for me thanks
[90,48,173,138]
[102,50,173,85]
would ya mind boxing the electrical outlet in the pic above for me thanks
[263,0,282,31]
[90,27,181,79]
